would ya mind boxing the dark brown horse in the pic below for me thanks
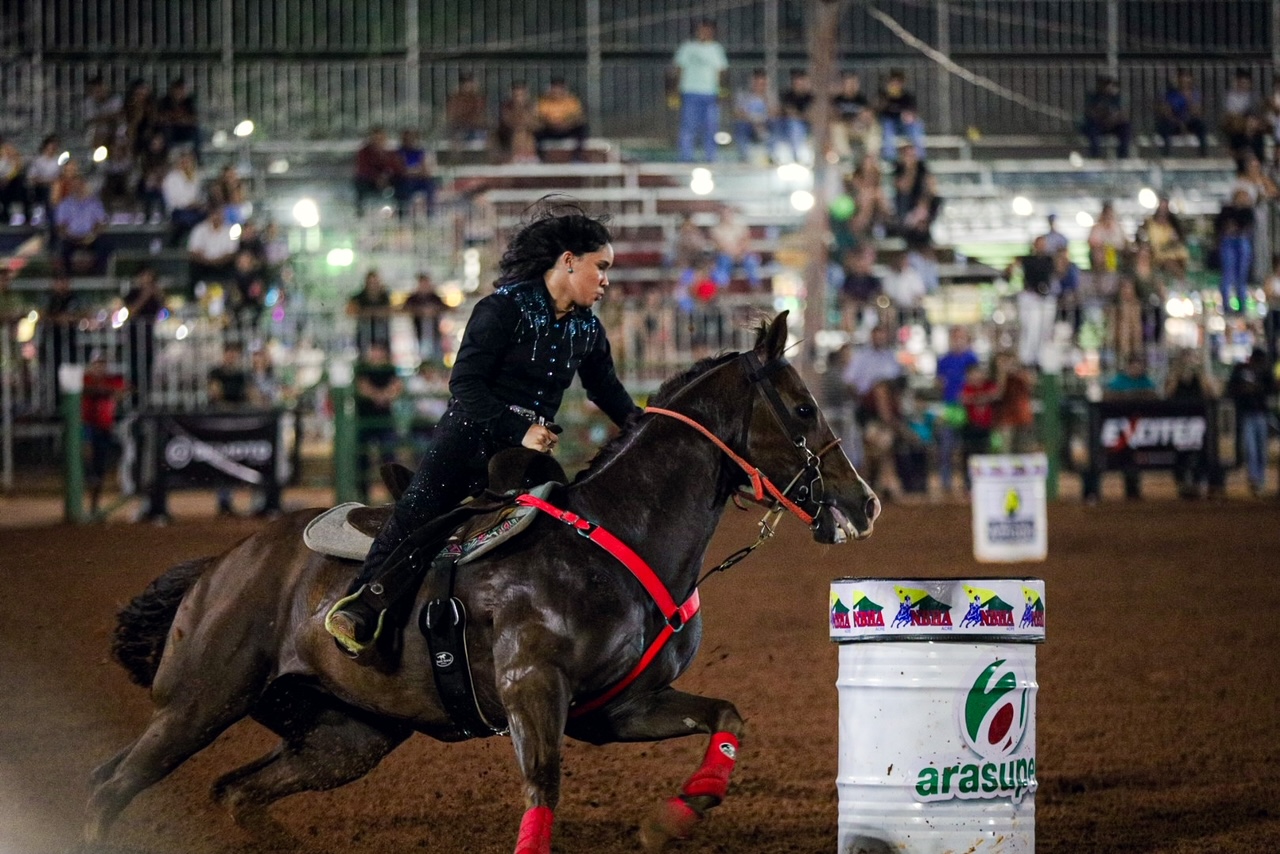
[85,312,879,853]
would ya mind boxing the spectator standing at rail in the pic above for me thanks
[992,350,1037,454]
[875,69,925,163]
[1088,201,1128,297]
[347,268,393,354]
[1155,68,1208,157]
[535,78,589,162]
[353,127,403,217]
[778,69,815,165]
[1011,236,1057,369]
[82,352,127,516]
[1227,346,1275,497]
[843,324,905,497]
[1082,75,1132,159]
[403,273,448,362]
[156,78,201,161]
[732,69,779,164]
[1096,353,1158,500]
[353,339,404,503]
[670,18,729,163]
[82,76,123,150]
[831,71,879,163]
[122,266,164,407]
[1038,213,1069,255]
[162,150,205,247]
[1165,349,1220,499]
[207,342,252,516]
[958,361,999,492]
[1221,68,1267,166]
[42,273,81,380]
[1139,195,1189,280]
[497,82,540,164]
[935,327,979,496]
[54,174,109,275]
[445,73,489,149]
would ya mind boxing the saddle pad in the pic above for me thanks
[302,502,374,561]
[301,482,557,564]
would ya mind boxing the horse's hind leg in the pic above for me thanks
[570,688,744,852]
[212,684,411,825]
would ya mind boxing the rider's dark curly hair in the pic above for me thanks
[495,197,612,287]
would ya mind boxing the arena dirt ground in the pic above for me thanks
[2,492,1279,854]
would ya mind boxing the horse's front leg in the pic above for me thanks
[496,632,572,854]
[575,687,744,851]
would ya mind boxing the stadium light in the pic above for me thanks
[1137,187,1158,210]
[267,159,290,174]
[228,223,242,240]
[57,151,70,165]
[790,190,815,212]
[777,162,811,184]
[1075,211,1094,228]
[713,131,731,146]
[326,247,354,267]
[233,119,255,138]
[292,198,320,228]
[92,146,108,163]
[1011,196,1033,216]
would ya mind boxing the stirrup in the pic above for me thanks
[324,586,386,656]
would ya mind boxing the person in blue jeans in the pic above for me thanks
[733,68,779,162]
[876,69,926,163]
[670,19,728,162]
[934,327,978,496]
[1227,347,1275,496]
[1216,188,1256,312]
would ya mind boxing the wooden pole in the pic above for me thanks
[800,0,840,384]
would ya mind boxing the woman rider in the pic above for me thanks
[326,204,641,654]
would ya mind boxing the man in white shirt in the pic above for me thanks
[670,19,728,163]
[187,206,238,293]
[161,150,205,246]
[842,324,906,495]
[881,251,927,318]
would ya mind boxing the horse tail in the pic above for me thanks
[111,556,215,688]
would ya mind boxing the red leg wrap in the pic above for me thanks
[679,731,739,803]
[514,805,554,854]
[656,796,701,840]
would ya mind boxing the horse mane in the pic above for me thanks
[570,350,741,484]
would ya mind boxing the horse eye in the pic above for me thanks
[795,403,815,419]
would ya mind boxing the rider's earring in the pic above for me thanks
[568,266,574,274]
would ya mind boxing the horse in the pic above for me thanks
[85,312,880,853]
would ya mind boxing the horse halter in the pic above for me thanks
[644,351,842,529]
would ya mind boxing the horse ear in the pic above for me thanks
[756,311,789,360]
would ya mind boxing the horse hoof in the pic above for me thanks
[639,797,700,851]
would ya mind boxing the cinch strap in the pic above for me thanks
[514,493,700,717]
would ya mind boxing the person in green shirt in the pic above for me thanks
[670,19,728,163]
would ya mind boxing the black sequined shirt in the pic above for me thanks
[449,279,639,445]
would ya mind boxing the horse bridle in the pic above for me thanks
[644,350,843,529]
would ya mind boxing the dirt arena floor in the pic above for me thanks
[3,490,1279,854]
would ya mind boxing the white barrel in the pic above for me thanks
[969,454,1048,563]
[831,578,1045,854]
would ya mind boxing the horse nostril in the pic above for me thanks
[865,495,881,523]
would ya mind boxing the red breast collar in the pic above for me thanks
[514,492,700,717]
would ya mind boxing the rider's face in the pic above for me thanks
[563,245,614,310]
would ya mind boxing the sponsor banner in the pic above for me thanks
[830,578,1045,642]
[129,410,287,491]
[969,453,1048,563]
[1092,400,1212,471]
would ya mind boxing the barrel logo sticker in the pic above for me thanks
[891,585,952,628]
[959,585,1016,628]
[912,657,1037,805]
[987,487,1036,545]
[830,590,885,630]
[1020,586,1046,628]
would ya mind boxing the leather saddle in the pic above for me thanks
[303,448,569,564]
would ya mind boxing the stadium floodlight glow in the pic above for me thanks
[326,247,354,267]
[1138,187,1159,210]
[690,167,714,195]
[292,198,320,228]
[1068,151,1084,167]
[57,151,70,165]
[267,158,290,174]
[1011,196,1034,216]
[92,146,108,163]
[790,190,815,212]
[714,131,731,146]
[175,323,190,341]
[777,162,811,184]
[1075,211,1094,228]
[233,119,255,138]
[228,223,241,240]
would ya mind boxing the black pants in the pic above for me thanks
[357,406,504,584]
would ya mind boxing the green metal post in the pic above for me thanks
[330,361,359,504]
[59,364,86,523]
[1039,371,1062,500]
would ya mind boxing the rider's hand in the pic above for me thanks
[521,423,558,454]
